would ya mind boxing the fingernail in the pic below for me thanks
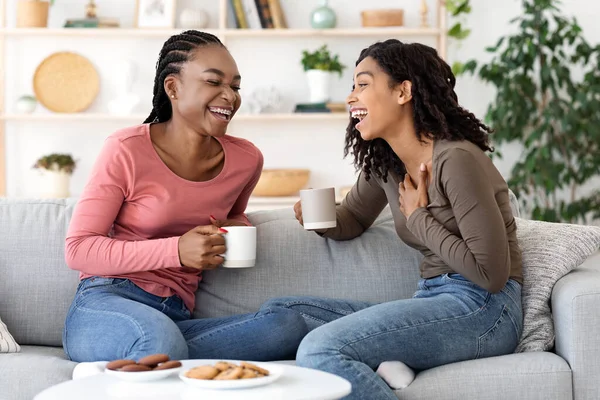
[219,228,228,233]
[420,163,426,171]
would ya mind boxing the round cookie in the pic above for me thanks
[154,360,182,370]
[120,364,152,372]
[214,366,244,380]
[138,353,170,367]
[214,361,236,371]
[240,361,270,376]
[106,359,136,371]
[186,365,220,380]
[241,368,258,379]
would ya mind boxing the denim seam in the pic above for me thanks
[183,309,274,345]
[78,279,130,298]
[335,298,492,354]
[73,304,147,350]
[280,300,360,315]
[476,305,508,359]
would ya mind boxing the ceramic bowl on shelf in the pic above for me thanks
[252,169,310,197]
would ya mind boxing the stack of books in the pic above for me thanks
[229,0,287,29]
[64,18,120,28]
[294,103,348,114]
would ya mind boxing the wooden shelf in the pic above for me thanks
[0,113,350,122]
[0,27,440,38]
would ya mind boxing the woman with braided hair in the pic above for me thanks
[62,30,306,362]
[266,39,524,399]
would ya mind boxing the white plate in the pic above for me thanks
[105,366,182,382]
[179,362,283,390]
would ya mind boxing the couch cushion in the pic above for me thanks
[397,352,572,400]
[195,207,424,318]
[0,345,75,400]
[0,199,80,347]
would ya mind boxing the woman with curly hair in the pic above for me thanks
[266,39,523,399]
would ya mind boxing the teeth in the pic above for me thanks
[351,110,368,119]
[209,107,232,116]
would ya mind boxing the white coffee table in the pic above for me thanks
[34,360,352,400]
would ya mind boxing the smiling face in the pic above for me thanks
[346,56,412,141]
[165,45,242,137]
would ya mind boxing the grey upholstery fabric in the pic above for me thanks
[397,352,572,400]
[0,199,80,347]
[553,251,600,400]
[515,218,600,352]
[0,345,75,400]
[194,207,424,319]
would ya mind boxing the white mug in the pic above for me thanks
[222,226,257,268]
[300,187,337,230]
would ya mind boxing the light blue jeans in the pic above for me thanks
[263,274,523,400]
[63,277,308,362]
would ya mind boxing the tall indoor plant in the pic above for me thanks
[301,44,345,103]
[464,0,600,223]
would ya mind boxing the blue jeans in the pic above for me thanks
[263,274,523,400]
[63,277,308,362]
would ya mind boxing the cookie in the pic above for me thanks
[240,362,270,376]
[214,361,236,371]
[154,360,182,370]
[186,366,220,380]
[241,369,258,379]
[138,353,170,367]
[119,364,152,372]
[214,366,244,380]
[106,359,136,371]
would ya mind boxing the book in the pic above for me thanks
[227,0,239,28]
[267,0,287,29]
[294,103,332,113]
[231,0,248,29]
[255,0,274,29]
[64,18,120,28]
[242,0,262,29]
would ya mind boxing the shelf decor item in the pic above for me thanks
[360,9,404,27]
[301,44,346,103]
[252,169,311,197]
[310,0,336,29]
[135,0,177,28]
[16,0,50,28]
[32,153,76,198]
[15,95,37,114]
[33,51,100,113]
[179,7,209,29]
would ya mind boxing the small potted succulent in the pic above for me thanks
[33,153,76,198]
[301,45,346,103]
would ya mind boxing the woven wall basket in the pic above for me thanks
[33,52,100,113]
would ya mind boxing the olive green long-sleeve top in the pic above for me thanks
[322,139,522,293]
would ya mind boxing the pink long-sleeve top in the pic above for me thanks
[65,124,264,312]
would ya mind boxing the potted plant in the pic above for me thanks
[463,0,600,223]
[33,153,76,198]
[301,45,346,103]
[16,0,52,28]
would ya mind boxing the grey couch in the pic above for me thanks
[1,198,599,400]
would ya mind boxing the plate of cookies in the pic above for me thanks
[104,353,182,382]
[179,360,283,390]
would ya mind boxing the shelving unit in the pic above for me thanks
[0,0,448,197]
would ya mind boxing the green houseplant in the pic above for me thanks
[33,153,76,198]
[301,45,346,103]
[464,0,600,223]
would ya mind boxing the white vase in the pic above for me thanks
[306,70,332,103]
[38,170,71,198]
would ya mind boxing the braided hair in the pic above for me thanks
[144,30,224,124]
[344,39,493,182]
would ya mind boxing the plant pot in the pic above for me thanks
[306,70,332,103]
[38,169,71,198]
[17,0,50,28]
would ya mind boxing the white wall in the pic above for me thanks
[3,0,599,198]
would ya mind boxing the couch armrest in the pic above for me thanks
[552,251,600,400]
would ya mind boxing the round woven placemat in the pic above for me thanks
[33,52,99,113]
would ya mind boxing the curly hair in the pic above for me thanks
[344,39,493,182]
[144,30,224,124]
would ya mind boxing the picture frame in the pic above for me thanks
[134,0,177,29]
